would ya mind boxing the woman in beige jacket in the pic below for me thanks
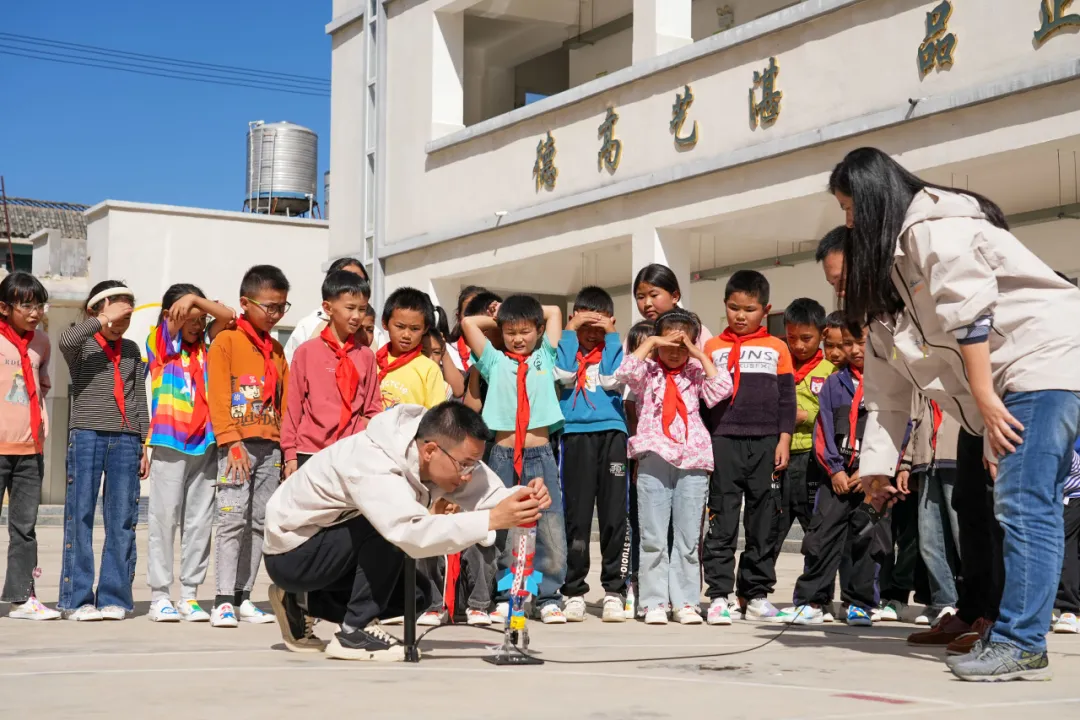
[828,147,1080,682]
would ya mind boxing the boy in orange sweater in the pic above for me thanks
[207,265,291,628]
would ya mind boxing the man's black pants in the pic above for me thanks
[793,481,880,611]
[1057,501,1080,614]
[879,484,921,605]
[560,430,630,597]
[769,450,818,560]
[703,435,779,600]
[953,430,1005,625]
[264,516,430,629]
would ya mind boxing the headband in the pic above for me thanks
[86,286,134,311]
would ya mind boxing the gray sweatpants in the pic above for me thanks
[214,440,280,596]
[146,446,217,601]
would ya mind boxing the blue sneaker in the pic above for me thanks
[950,641,1051,682]
[846,605,873,627]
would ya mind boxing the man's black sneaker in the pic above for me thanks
[267,584,326,653]
[325,621,408,662]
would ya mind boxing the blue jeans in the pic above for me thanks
[488,444,567,609]
[991,391,1080,652]
[636,453,708,612]
[918,466,961,611]
[59,430,142,611]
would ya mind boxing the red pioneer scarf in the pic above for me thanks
[0,320,42,451]
[321,326,360,439]
[504,351,531,483]
[793,349,825,386]
[571,345,603,409]
[455,337,471,371]
[375,343,422,384]
[94,332,129,428]
[718,326,770,401]
[236,315,278,408]
[848,366,864,468]
[660,362,689,443]
[929,400,943,452]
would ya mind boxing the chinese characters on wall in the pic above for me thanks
[918,1,957,76]
[749,57,782,129]
[529,2,1074,186]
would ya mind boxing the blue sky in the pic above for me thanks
[1,1,331,211]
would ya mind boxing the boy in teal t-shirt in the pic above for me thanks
[462,295,568,624]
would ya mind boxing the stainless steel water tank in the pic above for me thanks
[245,121,318,215]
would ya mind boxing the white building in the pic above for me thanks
[326,0,1080,328]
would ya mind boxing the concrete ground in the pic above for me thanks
[2,527,1079,719]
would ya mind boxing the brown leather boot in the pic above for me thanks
[906,612,971,646]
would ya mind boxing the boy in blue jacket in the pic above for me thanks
[553,286,629,623]
[775,323,883,627]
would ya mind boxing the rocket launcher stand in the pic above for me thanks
[483,509,544,666]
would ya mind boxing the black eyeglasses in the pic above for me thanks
[244,297,292,317]
[435,443,479,477]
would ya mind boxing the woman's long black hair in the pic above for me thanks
[828,147,1008,324]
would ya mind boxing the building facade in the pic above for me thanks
[329,0,1080,328]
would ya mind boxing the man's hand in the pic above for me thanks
[488,487,542,530]
[526,477,551,511]
[139,448,150,480]
[975,392,1024,458]
[860,474,900,511]
[283,459,297,479]
[831,470,850,496]
[225,441,250,484]
[432,498,461,515]
[895,469,910,496]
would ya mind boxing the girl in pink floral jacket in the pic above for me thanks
[615,310,732,625]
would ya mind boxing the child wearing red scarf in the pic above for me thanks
[0,272,58,620]
[615,310,731,625]
[375,288,447,410]
[775,299,836,567]
[552,287,630,624]
[775,322,884,627]
[207,265,291,629]
[282,270,380,477]
[701,271,796,625]
[59,280,150,622]
[145,284,236,624]
[461,295,568,624]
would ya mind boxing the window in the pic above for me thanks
[767,312,786,339]
[524,92,549,105]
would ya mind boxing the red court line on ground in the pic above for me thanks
[833,693,914,705]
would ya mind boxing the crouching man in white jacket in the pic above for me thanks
[263,402,549,661]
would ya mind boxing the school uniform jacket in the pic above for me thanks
[814,368,867,477]
[860,188,1080,477]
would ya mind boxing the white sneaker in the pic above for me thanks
[644,607,669,625]
[417,609,444,627]
[563,596,587,622]
[176,599,211,622]
[878,600,903,622]
[624,585,636,620]
[466,609,491,626]
[774,605,824,625]
[870,606,883,623]
[539,604,567,624]
[148,598,180,622]
[99,605,127,621]
[822,611,835,623]
[602,595,626,623]
[211,603,239,628]
[707,597,733,626]
[381,615,405,626]
[491,602,509,624]
[677,605,703,625]
[63,604,103,622]
[744,598,780,621]
[238,599,275,624]
[8,597,60,621]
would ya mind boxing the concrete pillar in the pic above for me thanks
[631,226,692,321]
[633,0,692,63]
[431,11,465,139]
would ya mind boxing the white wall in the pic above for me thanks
[85,202,330,343]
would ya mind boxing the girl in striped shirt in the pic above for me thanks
[144,284,236,623]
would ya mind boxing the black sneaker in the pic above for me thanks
[267,585,326,653]
[325,621,408,662]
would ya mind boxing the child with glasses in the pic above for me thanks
[0,272,59,620]
[207,265,291,628]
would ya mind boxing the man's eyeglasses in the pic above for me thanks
[244,297,292,317]
[435,443,479,477]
